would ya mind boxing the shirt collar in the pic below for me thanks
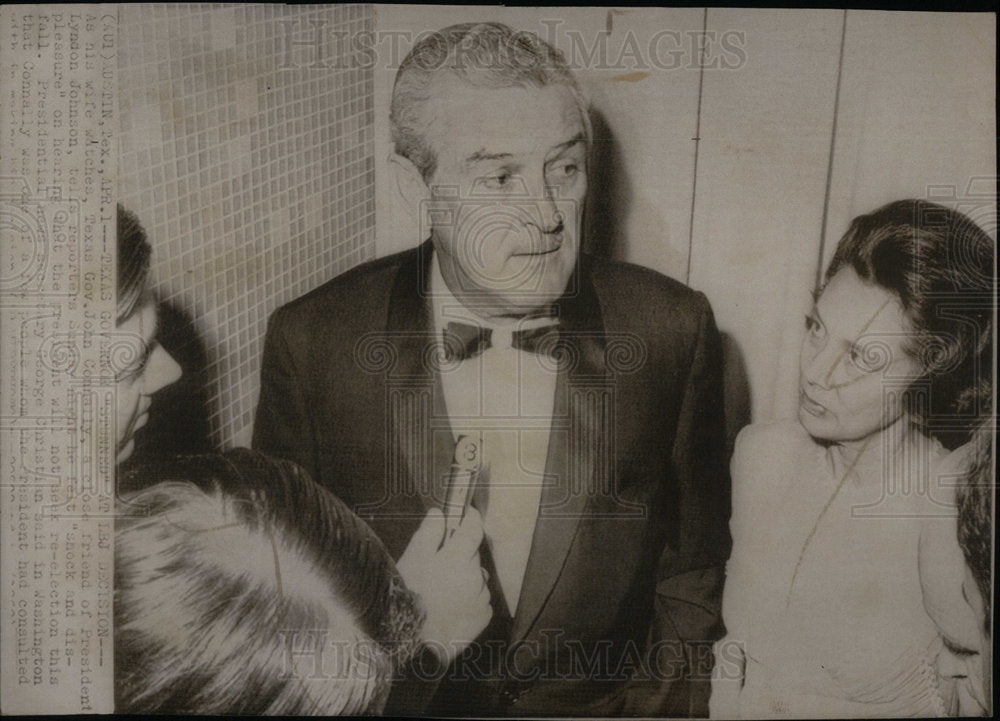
[429,250,557,351]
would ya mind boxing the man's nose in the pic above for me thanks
[522,173,563,234]
[144,346,182,395]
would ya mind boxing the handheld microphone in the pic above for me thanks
[443,434,482,543]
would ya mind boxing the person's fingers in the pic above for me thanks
[455,559,486,604]
[450,510,484,556]
[461,506,483,531]
[410,507,445,551]
[467,552,485,583]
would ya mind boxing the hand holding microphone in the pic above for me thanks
[396,434,492,664]
[443,434,482,543]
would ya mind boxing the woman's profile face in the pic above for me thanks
[798,266,924,442]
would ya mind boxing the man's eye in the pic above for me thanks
[549,163,579,181]
[484,172,511,189]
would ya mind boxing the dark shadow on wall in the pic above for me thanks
[721,332,752,456]
[586,106,753,455]
[123,300,215,486]
[585,107,630,261]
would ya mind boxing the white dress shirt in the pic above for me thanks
[429,253,558,614]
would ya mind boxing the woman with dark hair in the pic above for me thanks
[711,200,994,717]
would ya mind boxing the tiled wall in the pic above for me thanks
[118,3,375,448]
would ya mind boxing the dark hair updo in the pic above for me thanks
[825,199,994,447]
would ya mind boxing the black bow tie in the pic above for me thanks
[442,320,560,361]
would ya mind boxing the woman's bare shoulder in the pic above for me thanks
[733,420,813,472]
[731,420,815,507]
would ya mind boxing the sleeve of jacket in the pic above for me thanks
[623,292,733,718]
[252,307,318,482]
[709,427,757,718]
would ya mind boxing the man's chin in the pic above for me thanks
[503,264,573,309]
[488,284,567,316]
[454,276,570,317]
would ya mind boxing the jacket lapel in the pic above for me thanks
[511,258,608,642]
[383,248,610,640]
[384,241,454,516]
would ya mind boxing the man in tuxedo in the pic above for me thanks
[253,21,731,716]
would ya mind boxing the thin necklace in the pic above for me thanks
[785,435,873,608]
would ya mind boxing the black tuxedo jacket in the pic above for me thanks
[252,241,731,716]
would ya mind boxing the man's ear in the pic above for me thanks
[388,153,432,241]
